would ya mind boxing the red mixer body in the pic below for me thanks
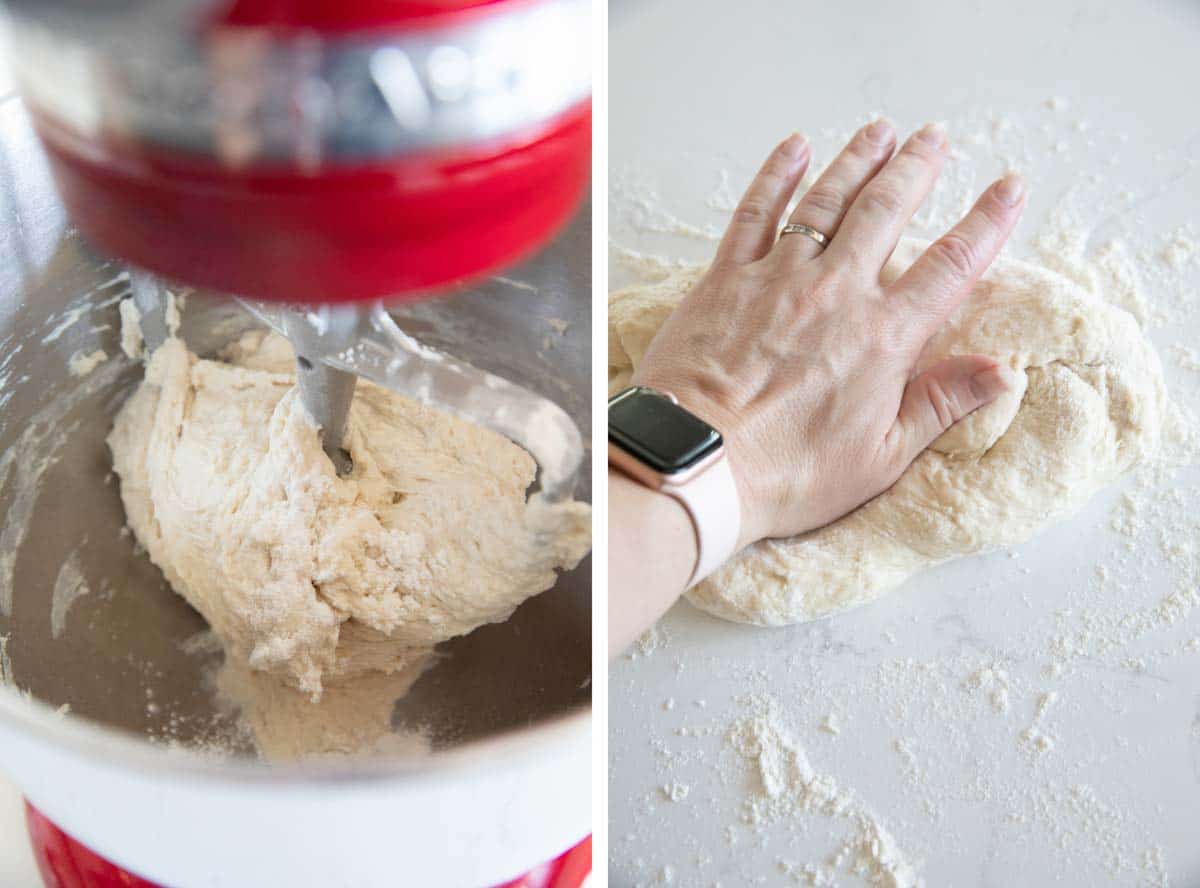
[216,0,519,31]
[34,103,590,304]
[21,0,591,303]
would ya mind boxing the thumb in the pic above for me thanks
[890,355,1012,463]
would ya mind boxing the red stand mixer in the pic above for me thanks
[0,0,591,884]
[9,0,589,484]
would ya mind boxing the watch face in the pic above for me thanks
[608,386,722,473]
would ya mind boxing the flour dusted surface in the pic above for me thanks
[108,330,590,733]
[727,696,921,888]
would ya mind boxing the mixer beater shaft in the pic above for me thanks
[129,269,170,353]
[281,308,358,477]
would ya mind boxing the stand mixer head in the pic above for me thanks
[7,0,591,490]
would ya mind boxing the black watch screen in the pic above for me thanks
[608,386,722,474]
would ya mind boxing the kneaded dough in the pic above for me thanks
[110,330,590,699]
[609,239,1165,625]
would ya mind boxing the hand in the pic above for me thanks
[631,120,1027,550]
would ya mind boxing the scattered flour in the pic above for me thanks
[627,623,670,660]
[819,713,841,736]
[966,664,1012,715]
[727,697,920,888]
[662,781,691,803]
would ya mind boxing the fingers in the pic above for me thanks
[826,123,949,268]
[778,119,896,262]
[889,173,1027,344]
[887,355,1011,466]
[714,133,811,267]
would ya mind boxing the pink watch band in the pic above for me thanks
[660,453,742,587]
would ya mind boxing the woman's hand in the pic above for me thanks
[632,120,1026,550]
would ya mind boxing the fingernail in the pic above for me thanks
[970,365,1012,401]
[864,118,893,145]
[915,122,945,147]
[995,172,1026,205]
[781,132,809,159]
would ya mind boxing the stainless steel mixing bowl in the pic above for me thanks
[0,92,591,886]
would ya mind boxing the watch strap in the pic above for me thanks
[661,454,741,588]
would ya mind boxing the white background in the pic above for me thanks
[610,0,1200,885]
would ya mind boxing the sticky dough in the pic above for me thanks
[109,330,590,698]
[609,239,1165,626]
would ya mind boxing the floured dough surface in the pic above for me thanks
[110,330,590,703]
[609,239,1165,626]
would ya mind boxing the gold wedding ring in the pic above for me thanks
[779,223,830,250]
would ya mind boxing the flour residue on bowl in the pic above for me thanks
[49,549,90,639]
[0,358,125,618]
[67,349,107,377]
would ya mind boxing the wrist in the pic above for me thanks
[607,469,696,654]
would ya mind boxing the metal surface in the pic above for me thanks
[0,90,590,883]
[281,307,358,476]
[7,0,590,166]
[128,269,168,353]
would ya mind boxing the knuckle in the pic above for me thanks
[928,233,978,281]
[899,139,941,164]
[847,132,883,160]
[975,194,1010,231]
[765,152,796,177]
[734,197,772,224]
[801,183,847,218]
[860,183,905,216]
[925,378,963,429]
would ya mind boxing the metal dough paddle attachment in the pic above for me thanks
[239,299,584,504]
[123,274,583,503]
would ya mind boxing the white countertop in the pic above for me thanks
[609,1,1200,885]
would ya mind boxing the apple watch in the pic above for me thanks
[608,385,741,587]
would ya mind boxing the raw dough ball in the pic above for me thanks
[609,239,1164,625]
[110,331,590,698]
